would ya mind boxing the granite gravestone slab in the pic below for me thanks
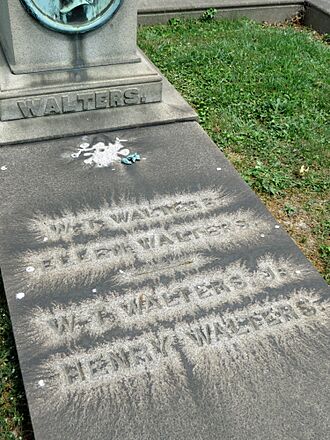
[0,121,329,440]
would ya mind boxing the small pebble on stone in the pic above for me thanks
[16,292,25,300]
[26,266,35,273]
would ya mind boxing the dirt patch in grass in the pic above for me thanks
[260,190,330,280]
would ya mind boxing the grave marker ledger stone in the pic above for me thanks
[0,2,329,440]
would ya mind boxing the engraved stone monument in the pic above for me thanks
[0,2,329,440]
[0,0,195,144]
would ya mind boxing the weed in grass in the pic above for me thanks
[201,8,217,22]
[321,33,330,44]
[168,17,182,27]
[244,160,291,195]
[319,245,330,283]
[284,204,297,216]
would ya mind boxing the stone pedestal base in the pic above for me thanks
[0,46,162,122]
[0,49,197,145]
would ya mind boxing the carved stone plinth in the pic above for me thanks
[0,0,138,73]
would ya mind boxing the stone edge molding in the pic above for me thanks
[0,75,198,146]
[137,0,330,34]
[0,51,198,146]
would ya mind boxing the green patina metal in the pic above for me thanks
[121,153,141,165]
[20,0,122,34]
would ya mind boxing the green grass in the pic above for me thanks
[138,18,329,195]
[138,17,330,278]
[1,18,329,439]
[0,277,32,440]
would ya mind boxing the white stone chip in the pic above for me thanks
[38,380,45,387]
[217,167,222,171]
[16,292,25,300]
[26,266,35,273]
[1,166,7,171]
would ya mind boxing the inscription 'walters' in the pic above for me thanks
[37,289,328,396]
[31,189,232,243]
[24,209,272,287]
[177,289,329,385]
[29,255,311,348]
[179,291,327,349]
[17,88,145,119]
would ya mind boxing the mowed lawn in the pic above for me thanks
[1,17,330,439]
[139,18,330,280]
